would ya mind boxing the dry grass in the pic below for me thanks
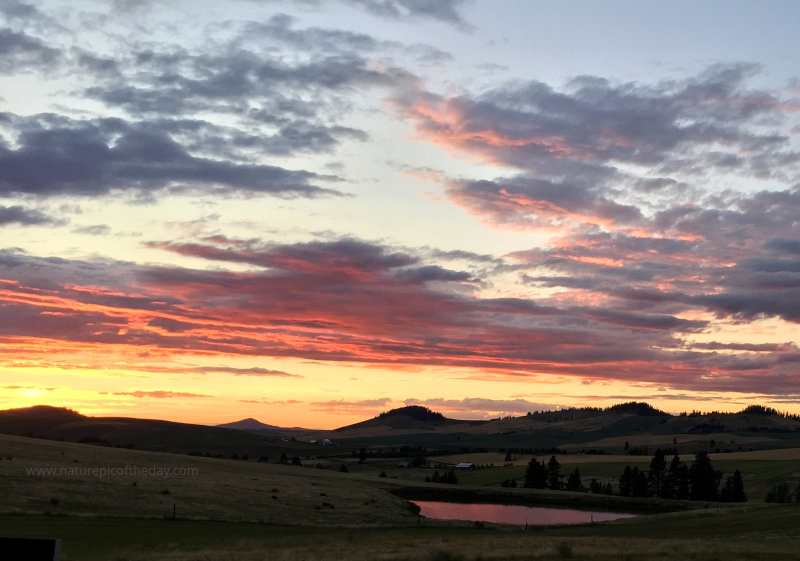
[0,433,415,526]
[710,447,800,461]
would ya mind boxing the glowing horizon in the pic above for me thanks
[2,1,800,429]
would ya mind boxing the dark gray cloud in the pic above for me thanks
[0,11,418,201]
[72,224,111,236]
[0,204,54,226]
[0,28,59,72]
[0,115,336,197]
[347,0,472,29]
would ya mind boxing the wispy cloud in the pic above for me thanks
[111,390,212,398]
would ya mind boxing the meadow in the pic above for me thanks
[3,433,800,560]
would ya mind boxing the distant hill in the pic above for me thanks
[334,405,481,437]
[606,402,669,416]
[216,418,283,431]
[0,405,316,458]
[4,401,800,455]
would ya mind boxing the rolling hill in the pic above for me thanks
[0,405,321,459]
[332,405,482,437]
[3,402,800,455]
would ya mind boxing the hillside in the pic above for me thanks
[216,418,283,431]
[4,402,800,455]
[332,405,482,438]
[0,432,414,525]
[0,406,320,459]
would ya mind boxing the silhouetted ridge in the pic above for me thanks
[739,405,779,416]
[334,405,468,432]
[606,402,669,416]
[0,405,84,420]
[216,418,280,431]
[377,406,447,423]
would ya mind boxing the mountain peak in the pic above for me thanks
[216,418,279,431]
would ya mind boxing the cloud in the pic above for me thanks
[0,205,55,226]
[3,385,57,391]
[392,64,800,231]
[72,224,111,236]
[346,0,473,30]
[0,29,60,73]
[0,13,420,202]
[188,366,300,377]
[311,397,392,415]
[405,397,557,418]
[0,116,337,198]
[4,233,795,397]
[111,390,212,398]
[237,398,302,405]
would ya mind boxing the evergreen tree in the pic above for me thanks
[689,450,720,501]
[676,463,690,500]
[720,469,746,502]
[649,449,668,498]
[566,468,583,492]
[523,457,548,489]
[619,465,633,497]
[664,453,683,499]
[546,455,563,491]
[632,467,649,498]
[765,482,791,503]
[589,478,603,494]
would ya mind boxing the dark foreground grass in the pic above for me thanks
[3,503,800,561]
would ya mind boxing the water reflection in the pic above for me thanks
[412,500,637,526]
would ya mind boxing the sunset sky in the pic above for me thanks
[3,0,800,428]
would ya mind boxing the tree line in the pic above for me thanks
[523,449,746,502]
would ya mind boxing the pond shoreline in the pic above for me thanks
[411,500,639,526]
[389,485,699,514]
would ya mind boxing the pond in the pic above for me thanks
[411,500,638,526]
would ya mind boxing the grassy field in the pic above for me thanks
[3,504,800,560]
[0,434,415,525]
[4,433,800,560]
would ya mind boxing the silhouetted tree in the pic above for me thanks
[720,469,746,502]
[620,465,649,498]
[765,482,791,503]
[632,467,649,498]
[523,457,548,489]
[589,478,603,494]
[619,465,633,497]
[649,449,668,498]
[358,447,367,464]
[546,456,562,491]
[689,450,720,501]
[565,468,583,492]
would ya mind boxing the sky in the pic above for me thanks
[2,0,800,429]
